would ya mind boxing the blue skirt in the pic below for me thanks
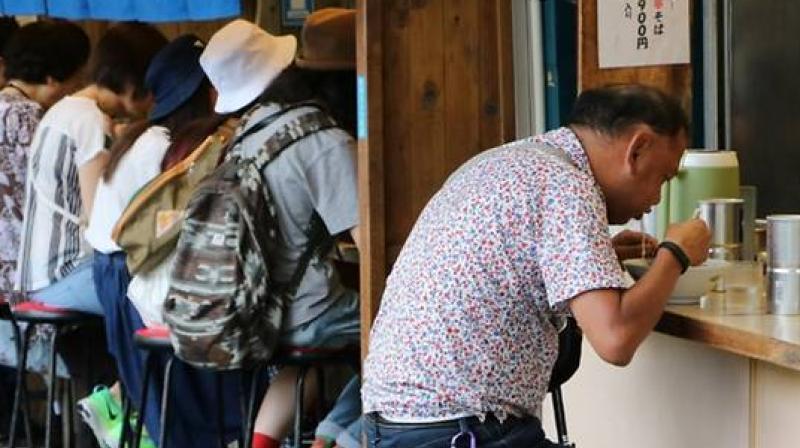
[92,251,247,447]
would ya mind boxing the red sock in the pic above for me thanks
[252,432,281,448]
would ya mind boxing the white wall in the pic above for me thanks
[753,361,800,448]
[542,333,751,448]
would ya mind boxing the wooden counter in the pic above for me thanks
[656,305,800,372]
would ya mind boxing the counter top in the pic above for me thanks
[656,305,800,372]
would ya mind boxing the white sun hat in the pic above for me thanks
[200,19,297,114]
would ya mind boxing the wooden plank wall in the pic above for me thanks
[578,0,693,108]
[358,0,515,352]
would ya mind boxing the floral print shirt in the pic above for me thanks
[362,127,627,421]
[0,91,42,291]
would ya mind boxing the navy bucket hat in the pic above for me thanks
[145,34,207,121]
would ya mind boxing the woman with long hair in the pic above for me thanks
[78,34,218,448]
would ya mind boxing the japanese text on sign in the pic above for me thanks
[597,0,690,69]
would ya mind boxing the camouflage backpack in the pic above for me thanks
[163,105,337,369]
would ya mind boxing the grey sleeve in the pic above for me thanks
[304,138,359,235]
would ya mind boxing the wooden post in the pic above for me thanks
[356,0,515,357]
[356,0,386,358]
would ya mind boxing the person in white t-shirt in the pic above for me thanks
[16,23,167,314]
[77,34,220,448]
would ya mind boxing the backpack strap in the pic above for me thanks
[238,105,339,297]
[29,178,81,226]
[249,108,338,172]
[228,101,329,156]
[280,213,333,297]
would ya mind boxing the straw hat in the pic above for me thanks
[295,8,356,71]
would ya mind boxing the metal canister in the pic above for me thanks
[698,198,745,261]
[767,215,800,314]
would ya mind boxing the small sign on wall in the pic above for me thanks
[282,0,314,27]
[597,0,690,69]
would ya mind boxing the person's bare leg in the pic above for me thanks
[109,382,122,402]
[253,366,319,439]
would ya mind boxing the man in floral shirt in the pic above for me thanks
[362,85,711,447]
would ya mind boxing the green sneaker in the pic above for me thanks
[107,418,156,448]
[77,385,123,448]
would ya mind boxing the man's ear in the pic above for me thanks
[623,126,654,176]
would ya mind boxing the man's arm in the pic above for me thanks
[570,219,710,366]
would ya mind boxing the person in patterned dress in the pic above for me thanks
[0,21,89,438]
[362,84,712,447]
[0,20,89,293]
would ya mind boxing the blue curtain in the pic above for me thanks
[47,0,89,19]
[0,0,240,20]
[87,0,136,20]
[135,0,189,22]
[186,0,240,21]
[0,0,45,15]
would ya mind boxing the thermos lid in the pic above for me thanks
[767,214,800,222]
[698,198,744,205]
[681,150,739,169]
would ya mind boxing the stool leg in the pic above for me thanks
[45,326,60,448]
[216,372,225,448]
[134,353,154,448]
[315,367,325,421]
[157,356,174,448]
[293,367,308,448]
[243,366,263,448]
[9,323,33,448]
[119,393,133,448]
[62,379,74,448]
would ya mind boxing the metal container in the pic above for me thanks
[755,219,768,255]
[698,198,745,261]
[767,215,800,315]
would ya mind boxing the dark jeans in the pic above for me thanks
[92,251,247,448]
[364,413,559,448]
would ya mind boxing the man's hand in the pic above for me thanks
[612,229,658,261]
[663,219,711,266]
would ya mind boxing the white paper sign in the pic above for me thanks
[597,0,690,69]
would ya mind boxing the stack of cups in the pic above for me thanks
[767,215,800,315]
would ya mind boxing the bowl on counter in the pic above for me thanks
[624,258,732,304]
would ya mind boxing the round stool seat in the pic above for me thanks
[134,326,174,351]
[12,301,99,324]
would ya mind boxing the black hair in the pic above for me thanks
[104,78,215,181]
[567,84,689,137]
[91,22,167,99]
[0,16,19,54]
[258,64,357,136]
[307,69,356,137]
[258,63,317,107]
[3,20,89,84]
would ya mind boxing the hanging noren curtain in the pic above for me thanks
[0,0,240,21]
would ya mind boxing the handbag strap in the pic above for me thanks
[29,178,81,226]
